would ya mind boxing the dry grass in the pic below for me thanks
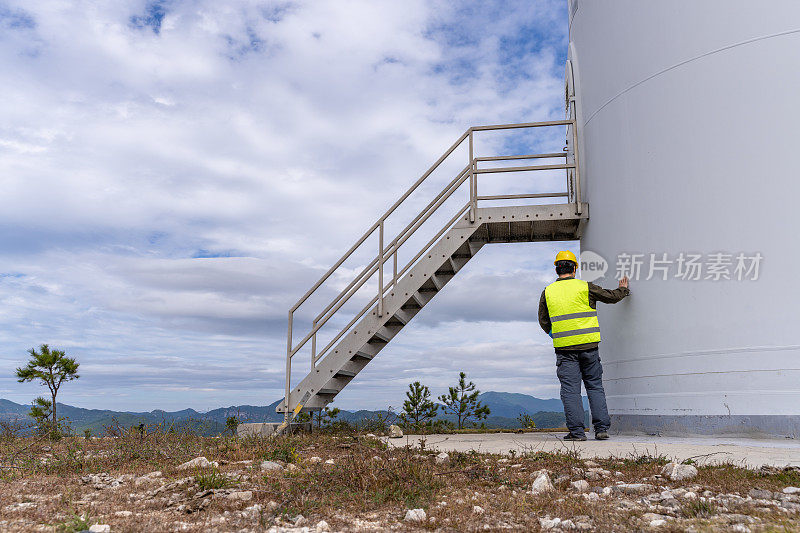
[0,425,798,531]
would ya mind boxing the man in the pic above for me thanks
[538,250,630,441]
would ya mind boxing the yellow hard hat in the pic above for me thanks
[554,250,578,265]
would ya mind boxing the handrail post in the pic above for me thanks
[311,319,317,370]
[468,129,476,222]
[392,248,397,288]
[378,220,384,317]
[284,311,293,422]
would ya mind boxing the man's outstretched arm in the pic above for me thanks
[589,276,630,305]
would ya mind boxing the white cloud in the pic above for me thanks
[0,0,572,411]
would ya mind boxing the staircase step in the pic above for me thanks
[413,290,434,306]
[318,388,338,395]
[353,350,375,361]
[449,256,469,272]
[433,271,455,284]
[335,369,357,378]
[371,331,390,343]
[339,361,365,374]
[392,308,416,324]
[468,241,484,256]
[410,291,430,307]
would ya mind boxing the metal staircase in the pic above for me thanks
[278,104,587,420]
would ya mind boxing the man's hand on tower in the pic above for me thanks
[619,276,629,289]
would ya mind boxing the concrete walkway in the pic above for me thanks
[384,432,800,469]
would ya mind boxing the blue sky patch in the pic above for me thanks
[130,0,169,34]
[0,4,35,30]
[192,249,239,259]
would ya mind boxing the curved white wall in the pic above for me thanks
[569,0,800,436]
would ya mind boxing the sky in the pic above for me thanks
[0,0,578,412]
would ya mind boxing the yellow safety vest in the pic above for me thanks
[544,278,601,348]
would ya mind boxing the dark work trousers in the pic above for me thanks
[556,347,611,437]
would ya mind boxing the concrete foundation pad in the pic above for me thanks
[237,422,311,437]
[385,432,800,469]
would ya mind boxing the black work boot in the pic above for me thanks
[595,431,609,440]
[563,433,588,441]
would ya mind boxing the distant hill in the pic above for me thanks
[0,391,584,434]
[477,391,587,418]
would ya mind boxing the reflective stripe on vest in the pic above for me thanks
[544,278,602,348]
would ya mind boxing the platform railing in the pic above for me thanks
[283,117,582,416]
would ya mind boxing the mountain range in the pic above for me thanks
[0,392,587,435]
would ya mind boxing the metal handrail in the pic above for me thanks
[475,153,566,162]
[284,117,582,414]
[310,163,472,329]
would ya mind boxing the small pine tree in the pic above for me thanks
[320,406,340,428]
[438,372,490,429]
[517,412,537,429]
[400,381,438,430]
[29,396,53,435]
[226,416,239,436]
[294,411,312,424]
[16,345,80,437]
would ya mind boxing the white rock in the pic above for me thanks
[472,505,485,514]
[560,520,576,530]
[324,459,335,465]
[89,526,111,533]
[571,480,590,492]
[114,511,133,517]
[784,487,800,494]
[134,471,162,487]
[404,508,426,522]
[81,473,123,489]
[309,456,323,464]
[683,491,698,499]
[389,425,403,438]
[5,502,35,511]
[539,517,561,529]
[365,433,376,438]
[614,483,655,494]
[661,462,698,481]
[531,472,554,494]
[286,463,298,472]
[176,457,218,470]
[228,491,253,501]
[649,519,667,527]
[730,525,751,533]
[435,452,450,465]
[316,520,331,532]
[261,460,284,471]
[583,492,600,502]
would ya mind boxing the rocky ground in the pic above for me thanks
[1,429,799,532]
